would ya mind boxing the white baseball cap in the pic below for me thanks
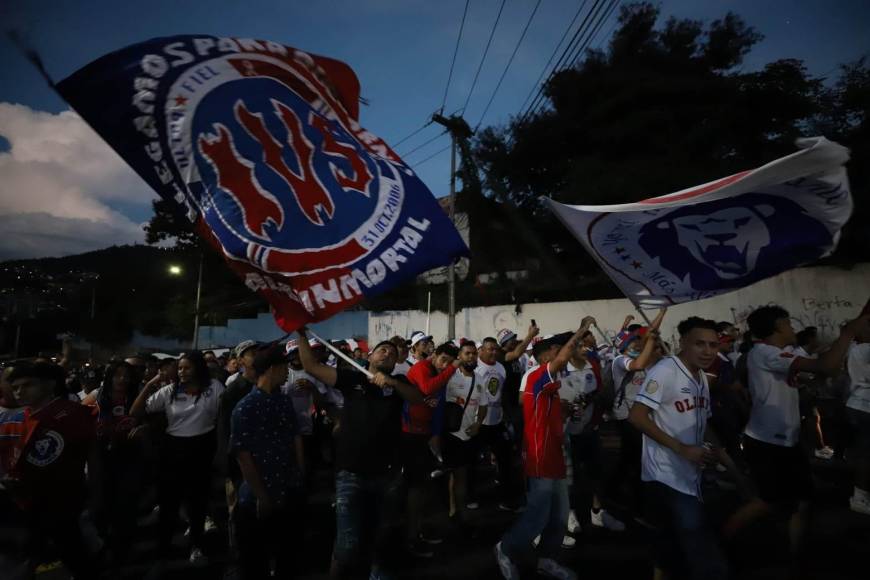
[409,331,433,348]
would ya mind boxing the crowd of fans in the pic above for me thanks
[1,303,869,580]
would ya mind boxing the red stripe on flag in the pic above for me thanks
[638,170,752,205]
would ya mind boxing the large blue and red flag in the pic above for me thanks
[547,137,852,308]
[55,35,468,331]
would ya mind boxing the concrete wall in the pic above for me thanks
[369,264,870,347]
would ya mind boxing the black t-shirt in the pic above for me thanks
[218,374,254,480]
[502,357,525,411]
[333,368,405,476]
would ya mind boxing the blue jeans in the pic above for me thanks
[332,470,399,579]
[501,477,569,562]
[644,481,728,580]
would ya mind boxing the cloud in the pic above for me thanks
[0,102,156,259]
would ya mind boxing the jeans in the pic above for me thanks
[500,477,569,562]
[332,470,399,579]
[644,481,728,580]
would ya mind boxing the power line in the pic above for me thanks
[399,130,448,159]
[412,143,452,169]
[566,0,619,68]
[516,0,591,118]
[522,0,613,122]
[441,0,471,113]
[475,0,543,130]
[592,0,622,51]
[391,122,433,149]
[521,0,607,123]
[460,0,507,114]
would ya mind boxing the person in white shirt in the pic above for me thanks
[607,308,666,516]
[724,305,869,568]
[846,323,870,515]
[131,350,225,565]
[475,337,516,511]
[629,317,729,580]
[409,331,434,364]
[390,335,413,376]
[442,341,487,525]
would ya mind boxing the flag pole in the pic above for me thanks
[306,329,373,378]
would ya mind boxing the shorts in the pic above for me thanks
[399,432,434,485]
[442,433,477,469]
[847,407,870,456]
[743,435,813,509]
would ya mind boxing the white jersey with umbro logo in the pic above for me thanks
[635,356,712,497]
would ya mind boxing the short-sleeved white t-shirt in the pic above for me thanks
[744,343,802,447]
[445,371,485,441]
[476,360,507,426]
[280,367,325,436]
[635,356,712,497]
[847,342,870,414]
[559,362,599,435]
[611,355,647,420]
[146,378,225,437]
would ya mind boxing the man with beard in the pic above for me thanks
[296,329,424,579]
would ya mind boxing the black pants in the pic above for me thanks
[97,447,144,556]
[472,423,514,502]
[607,419,643,512]
[234,502,301,579]
[28,508,98,580]
[158,431,217,552]
[569,431,603,513]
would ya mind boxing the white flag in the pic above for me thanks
[547,137,852,308]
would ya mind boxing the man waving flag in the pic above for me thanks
[546,137,852,308]
[54,35,468,331]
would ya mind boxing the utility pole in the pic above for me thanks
[192,252,204,350]
[431,113,472,340]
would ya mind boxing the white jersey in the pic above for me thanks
[146,379,225,437]
[744,343,801,447]
[635,356,711,497]
[847,342,870,414]
[559,362,599,435]
[445,372,485,441]
[611,355,646,420]
[476,359,507,426]
[280,367,325,436]
[392,360,412,376]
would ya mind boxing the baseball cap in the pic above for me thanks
[285,337,323,354]
[234,340,259,358]
[251,342,289,375]
[617,327,648,353]
[409,331,433,348]
[496,328,518,347]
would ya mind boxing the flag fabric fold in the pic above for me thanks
[546,137,852,308]
[55,35,468,331]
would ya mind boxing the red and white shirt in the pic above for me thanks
[521,363,567,479]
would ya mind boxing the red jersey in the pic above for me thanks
[521,363,566,479]
[14,398,96,513]
[403,360,456,435]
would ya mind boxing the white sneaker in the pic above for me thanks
[591,508,626,532]
[189,547,207,566]
[537,557,578,580]
[532,534,541,547]
[567,509,581,534]
[465,501,480,510]
[814,446,834,460]
[561,534,576,548]
[204,516,218,533]
[850,495,870,516]
[494,542,520,580]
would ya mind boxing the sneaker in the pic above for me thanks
[189,547,207,566]
[494,542,520,580]
[591,508,626,532]
[405,538,434,558]
[537,557,578,580]
[814,446,835,460]
[850,495,870,516]
[465,501,480,510]
[567,509,582,534]
[498,502,523,513]
[204,516,218,533]
[561,535,576,549]
[532,534,541,547]
[183,526,191,537]
[418,532,444,545]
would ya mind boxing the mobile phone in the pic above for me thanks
[531,319,537,327]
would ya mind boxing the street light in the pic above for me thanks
[167,260,203,350]
[168,265,182,276]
